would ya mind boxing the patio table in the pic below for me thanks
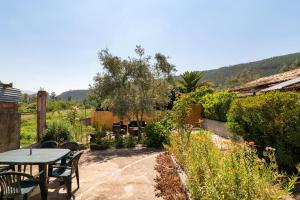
[0,148,70,200]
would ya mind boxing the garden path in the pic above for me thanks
[30,147,163,200]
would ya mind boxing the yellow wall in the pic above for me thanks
[91,105,202,129]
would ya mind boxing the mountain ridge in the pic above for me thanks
[50,52,300,100]
[202,52,300,86]
[57,89,89,101]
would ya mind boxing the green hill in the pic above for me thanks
[57,90,89,101]
[202,52,300,86]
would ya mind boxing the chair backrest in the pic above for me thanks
[40,140,58,148]
[0,172,34,199]
[61,141,80,151]
[68,151,84,172]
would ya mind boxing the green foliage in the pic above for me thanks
[115,135,124,148]
[144,123,170,148]
[201,90,236,121]
[160,111,176,131]
[90,45,176,139]
[279,59,300,72]
[19,102,37,113]
[20,115,36,146]
[21,108,94,146]
[42,120,71,143]
[46,100,82,113]
[225,70,259,88]
[177,71,204,93]
[92,128,111,148]
[172,94,192,129]
[20,99,88,114]
[227,92,300,168]
[66,106,80,125]
[167,131,297,200]
[125,135,135,148]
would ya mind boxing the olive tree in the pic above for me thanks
[89,45,176,137]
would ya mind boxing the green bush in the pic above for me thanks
[167,131,297,200]
[227,91,300,168]
[201,90,236,122]
[144,122,169,148]
[42,121,71,142]
[160,111,175,131]
[115,135,124,148]
[125,135,135,148]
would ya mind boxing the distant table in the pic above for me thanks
[0,148,70,200]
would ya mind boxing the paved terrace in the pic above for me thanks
[30,148,163,200]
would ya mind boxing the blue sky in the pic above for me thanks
[1,0,300,94]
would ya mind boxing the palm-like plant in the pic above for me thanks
[177,71,204,93]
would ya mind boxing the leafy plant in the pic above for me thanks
[125,135,135,148]
[89,45,176,139]
[42,120,71,143]
[177,71,204,93]
[227,91,300,168]
[115,135,124,148]
[167,131,297,200]
[201,90,236,121]
[160,111,175,131]
[144,123,170,148]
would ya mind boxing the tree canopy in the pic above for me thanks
[89,45,176,124]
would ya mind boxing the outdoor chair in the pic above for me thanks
[61,141,80,152]
[40,140,58,148]
[0,171,43,200]
[0,165,13,173]
[50,151,83,199]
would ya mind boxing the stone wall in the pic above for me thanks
[0,102,20,152]
[201,118,231,138]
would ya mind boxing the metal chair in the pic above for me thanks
[0,171,42,200]
[40,140,58,148]
[51,151,83,199]
[61,141,80,152]
[0,165,13,173]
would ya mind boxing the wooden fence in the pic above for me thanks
[91,104,202,129]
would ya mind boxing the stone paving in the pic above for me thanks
[30,148,163,200]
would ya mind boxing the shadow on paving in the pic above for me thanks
[80,147,163,166]
[29,147,164,200]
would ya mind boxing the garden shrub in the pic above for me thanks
[144,122,170,148]
[167,131,297,200]
[189,86,214,103]
[227,91,300,168]
[125,135,135,148]
[42,120,71,142]
[160,111,175,131]
[115,134,124,148]
[201,90,236,121]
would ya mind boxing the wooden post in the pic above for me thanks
[37,90,47,143]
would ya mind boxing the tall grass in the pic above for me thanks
[167,131,297,200]
[20,109,94,146]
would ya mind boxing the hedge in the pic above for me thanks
[201,91,236,122]
[227,91,300,168]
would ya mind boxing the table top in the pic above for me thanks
[0,148,71,165]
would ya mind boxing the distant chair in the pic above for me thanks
[51,151,84,199]
[61,141,80,152]
[40,140,58,148]
[0,171,42,200]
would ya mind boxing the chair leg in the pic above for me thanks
[64,177,72,200]
[75,166,80,188]
[22,194,28,200]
